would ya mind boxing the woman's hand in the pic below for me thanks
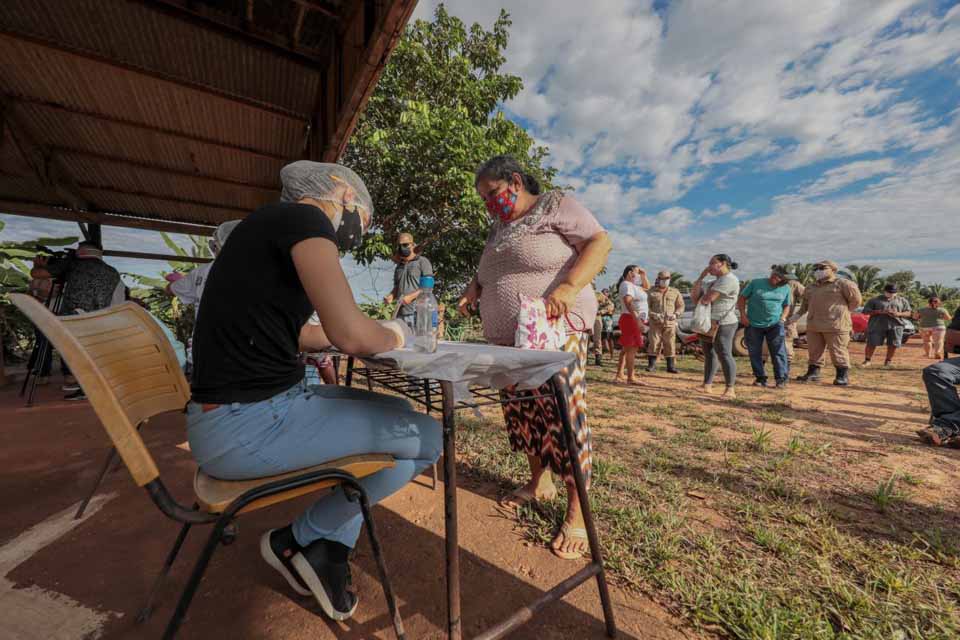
[379,320,410,350]
[457,282,480,317]
[698,267,711,280]
[546,282,578,319]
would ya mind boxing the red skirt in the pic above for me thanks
[619,313,644,348]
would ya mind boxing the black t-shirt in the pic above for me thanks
[950,306,960,331]
[191,202,336,403]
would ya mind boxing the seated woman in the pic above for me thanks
[188,161,441,620]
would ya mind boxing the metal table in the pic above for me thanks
[340,350,617,639]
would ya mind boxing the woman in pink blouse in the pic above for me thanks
[457,155,611,560]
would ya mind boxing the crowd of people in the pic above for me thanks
[21,152,958,622]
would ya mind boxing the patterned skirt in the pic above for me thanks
[499,333,592,489]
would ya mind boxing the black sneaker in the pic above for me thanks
[752,378,768,387]
[260,527,311,596]
[775,379,788,389]
[291,539,359,620]
[594,353,602,367]
[64,389,87,401]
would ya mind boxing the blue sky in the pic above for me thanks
[2,0,958,297]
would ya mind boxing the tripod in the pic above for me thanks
[19,281,66,407]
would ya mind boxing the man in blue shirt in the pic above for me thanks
[737,265,792,388]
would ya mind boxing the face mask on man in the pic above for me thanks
[813,269,829,281]
[656,278,669,288]
[398,244,413,258]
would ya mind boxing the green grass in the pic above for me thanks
[453,395,960,640]
[871,474,905,513]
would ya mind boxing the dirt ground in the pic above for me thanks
[0,339,954,639]
[0,379,693,639]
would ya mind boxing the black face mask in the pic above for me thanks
[398,245,412,258]
[336,208,363,252]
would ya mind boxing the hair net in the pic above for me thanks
[279,161,374,220]
[211,219,241,253]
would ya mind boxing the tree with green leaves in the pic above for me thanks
[788,262,816,285]
[845,264,883,295]
[669,272,693,292]
[883,270,916,294]
[124,232,213,348]
[342,5,556,298]
[1,221,78,366]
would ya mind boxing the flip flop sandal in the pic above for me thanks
[551,523,589,560]
[499,486,558,509]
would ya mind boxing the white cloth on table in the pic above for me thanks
[333,342,576,404]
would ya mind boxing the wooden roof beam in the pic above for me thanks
[0,200,218,236]
[324,0,417,161]
[293,0,339,20]
[51,147,281,193]
[76,183,250,214]
[7,96,290,162]
[0,98,89,211]
[104,249,211,264]
[0,29,307,121]
[133,0,335,68]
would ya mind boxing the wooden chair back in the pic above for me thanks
[9,293,190,486]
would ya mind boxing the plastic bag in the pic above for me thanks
[515,295,566,351]
[691,302,713,335]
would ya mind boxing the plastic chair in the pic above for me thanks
[9,294,405,639]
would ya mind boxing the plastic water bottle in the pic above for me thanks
[414,275,439,353]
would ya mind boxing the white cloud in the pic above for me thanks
[702,203,732,218]
[730,209,752,220]
[643,206,696,234]
[415,0,959,206]
[795,158,897,197]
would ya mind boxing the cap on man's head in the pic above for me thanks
[657,270,671,279]
[884,283,898,293]
[815,259,839,271]
[770,265,789,278]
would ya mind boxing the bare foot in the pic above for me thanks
[499,477,558,509]
[627,377,646,386]
[721,387,737,399]
[550,519,589,560]
[614,375,625,384]
[699,384,714,395]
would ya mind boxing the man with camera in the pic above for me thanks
[31,240,122,400]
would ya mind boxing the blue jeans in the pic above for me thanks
[186,382,441,549]
[745,323,789,383]
[702,322,738,387]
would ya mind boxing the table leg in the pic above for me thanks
[345,357,355,388]
[550,373,618,638]
[439,380,461,640]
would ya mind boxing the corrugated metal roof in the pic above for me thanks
[0,0,414,234]
[0,0,327,115]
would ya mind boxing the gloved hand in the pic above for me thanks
[379,319,413,350]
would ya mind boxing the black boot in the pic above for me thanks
[833,367,850,386]
[645,356,657,372]
[666,357,679,374]
[594,352,602,366]
[797,365,821,382]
